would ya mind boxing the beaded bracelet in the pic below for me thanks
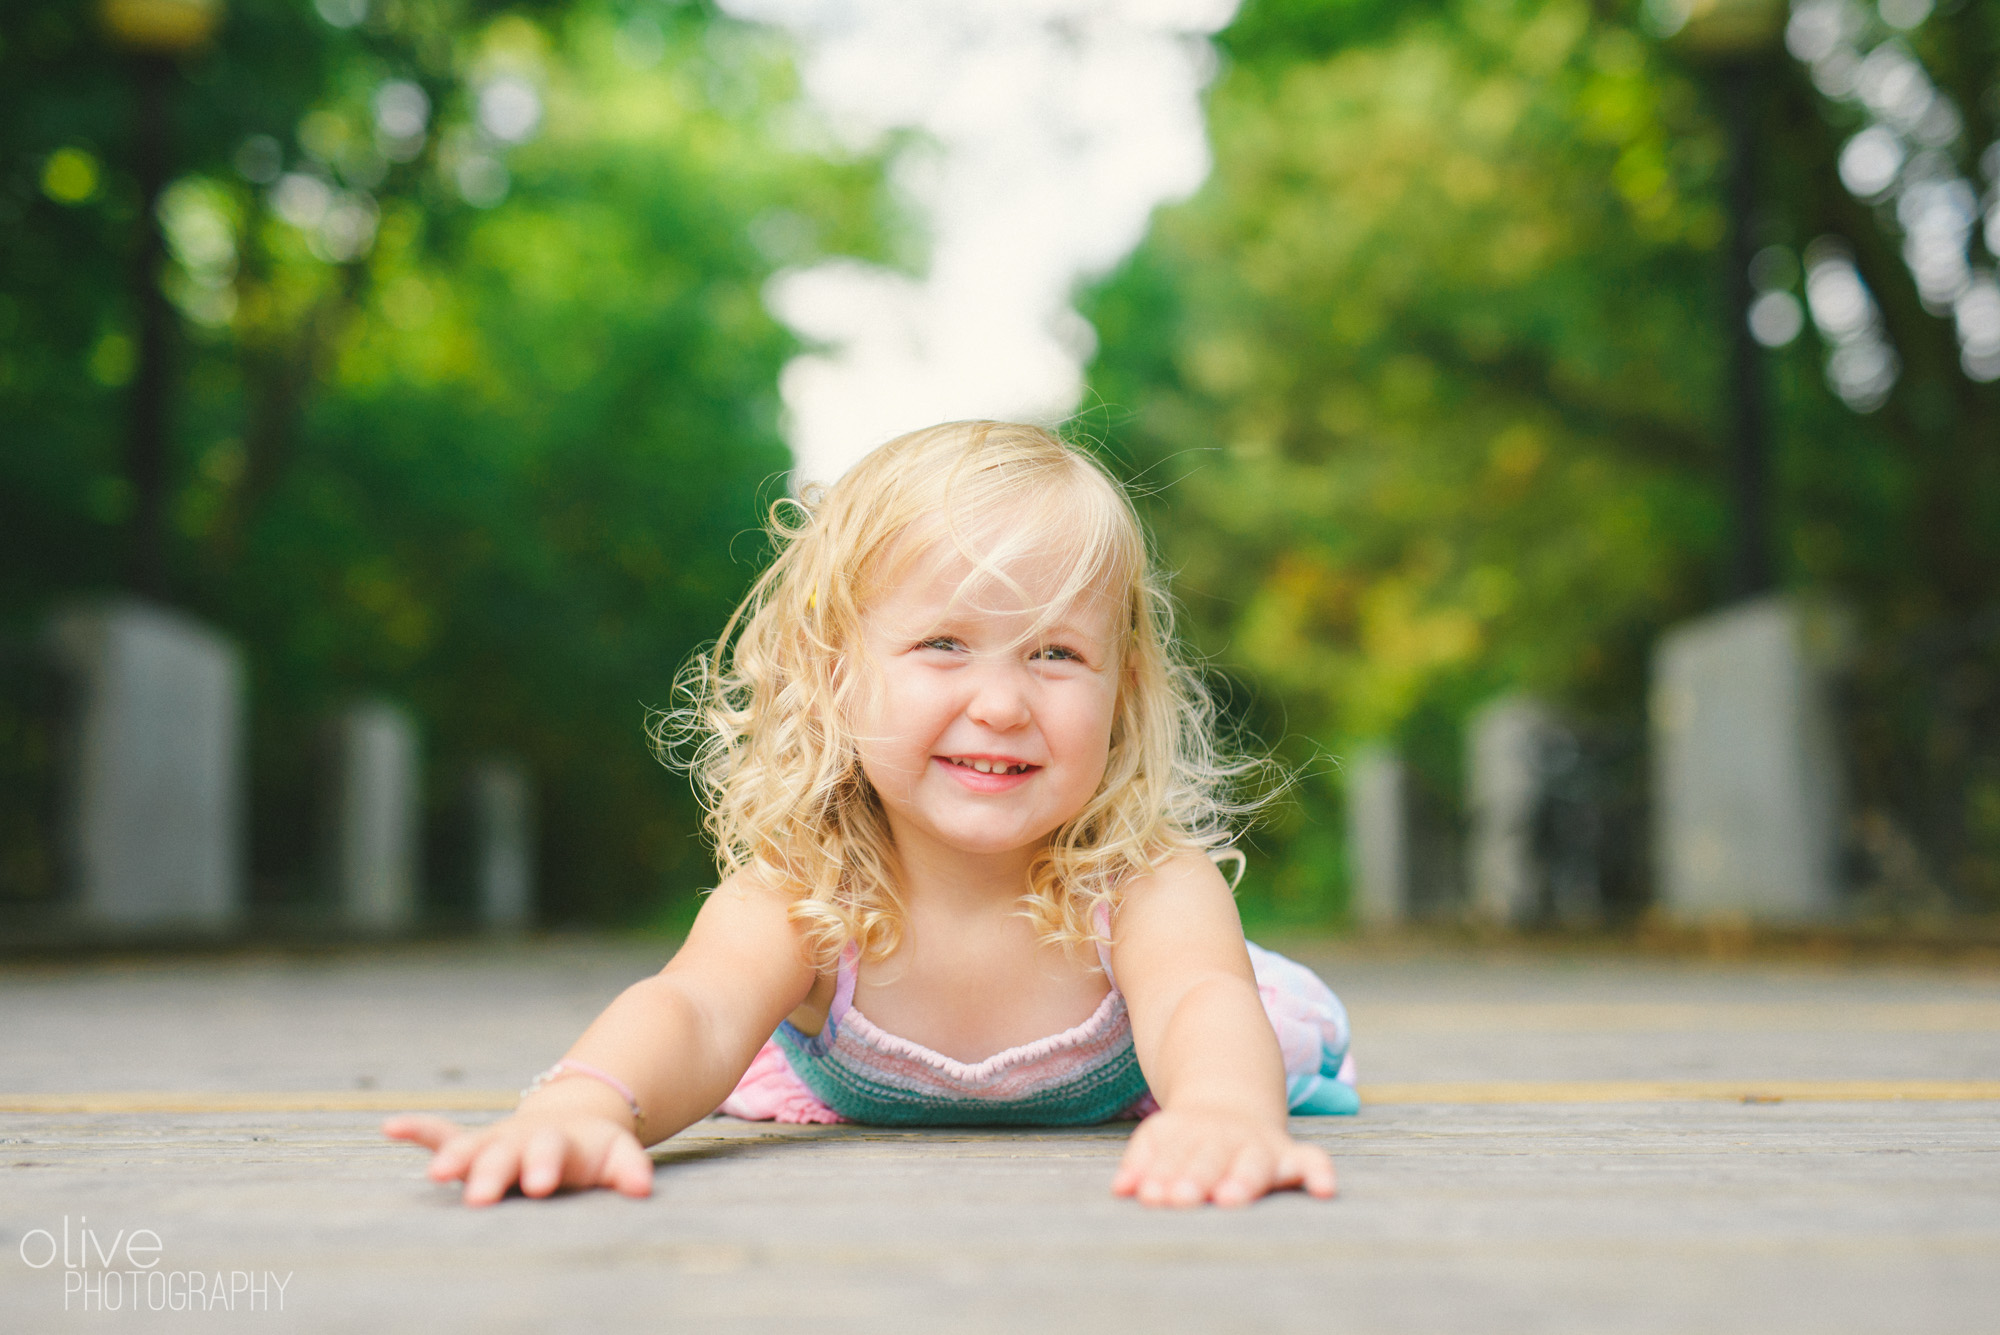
[519,1059,645,1136]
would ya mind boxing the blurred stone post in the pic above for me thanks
[468,759,534,931]
[1651,597,1849,923]
[329,700,422,932]
[47,599,244,934]
[1346,745,1409,927]
[1467,695,1581,927]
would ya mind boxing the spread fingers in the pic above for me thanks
[462,1139,525,1207]
[519,1127,569,1198]
[1277,1142,1338,1199]
[1111,1138,1157,1197]
[381,1114,459,1151]
[605,1134,655,1198]
[1211,1143,1277,1208]
[424,1129,489,1184]
[1149,1142,1232,1209]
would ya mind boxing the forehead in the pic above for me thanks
[865,534,1123,640]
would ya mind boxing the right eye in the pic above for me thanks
[916,635,963,652]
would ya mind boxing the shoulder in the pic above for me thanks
[654,868,820,1031]
[1105,847,1253,1009]
[1108,846,1245,953]
[1114,847,1236,917]
[674,868,812,971]
[705,866,798,913]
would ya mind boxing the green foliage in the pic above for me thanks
[1084,0,2000,924]
[2,2,887,922]
[1092,0,1729,773]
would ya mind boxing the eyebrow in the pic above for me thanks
[908,616,1109,650]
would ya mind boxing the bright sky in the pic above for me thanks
[717,0,1241,483]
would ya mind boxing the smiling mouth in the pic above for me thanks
[940,756,1038,776]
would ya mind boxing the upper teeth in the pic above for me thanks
[958,758,1025,774]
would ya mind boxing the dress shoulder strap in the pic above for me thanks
[1092,900,1116,988]
[829,941,859,1026]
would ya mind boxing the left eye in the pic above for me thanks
[1032,645,1079,662]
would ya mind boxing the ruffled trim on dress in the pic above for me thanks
[831,987,1126,1088]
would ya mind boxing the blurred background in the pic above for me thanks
[2,0,1996,946]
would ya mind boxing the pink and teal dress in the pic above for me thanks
[719,936,1357,1127]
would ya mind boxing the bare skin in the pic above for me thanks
[1106,850,1335,1207]
[385,875,813,1206]
[386,543,1334,1208]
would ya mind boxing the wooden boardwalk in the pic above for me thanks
[3,938,1997,1332]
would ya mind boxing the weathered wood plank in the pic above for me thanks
[4,941,1997,1333]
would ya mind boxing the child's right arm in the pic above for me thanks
[383,873,814,1206]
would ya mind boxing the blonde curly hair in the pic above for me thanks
[662,420,1254,969]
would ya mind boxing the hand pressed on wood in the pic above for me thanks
[383,1103,653,1207]
[1111,1106,1336,1209]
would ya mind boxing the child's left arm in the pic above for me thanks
[1109,850,1337,1208]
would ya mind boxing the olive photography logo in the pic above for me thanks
[16,1216,293,1313]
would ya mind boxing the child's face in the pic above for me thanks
[851,537,1121,870]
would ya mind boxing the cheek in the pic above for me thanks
[1059,685,1118,773]
[844,666,905,785]
[858,666,948,755]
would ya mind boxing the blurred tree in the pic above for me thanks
[2,2,888,923]
[1083,0,2000,924]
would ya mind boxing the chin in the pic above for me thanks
[938,829,1040,856]
[926,815,1053,856]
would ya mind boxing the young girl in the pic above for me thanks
[385,421,1356,1209]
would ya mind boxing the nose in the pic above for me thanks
[964,659,1031,731]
